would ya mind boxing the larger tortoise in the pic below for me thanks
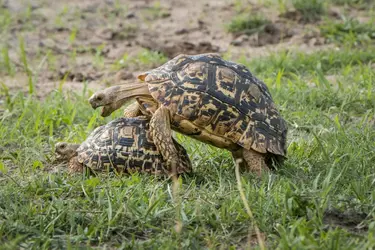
[89,54,287,175]
[55,117,192,175]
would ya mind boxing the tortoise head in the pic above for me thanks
[89,84,151,117]
[55,142,80,162]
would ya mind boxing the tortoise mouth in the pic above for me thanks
[101,103,120,117]
[55,153,68,162]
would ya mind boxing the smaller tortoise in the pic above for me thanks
[55,117,192,175]
[89,54,287,176]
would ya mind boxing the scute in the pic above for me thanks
[77,117,192,174]
[146,54,287,157]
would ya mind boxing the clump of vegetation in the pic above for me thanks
[330,0,356,4]
[292,0,326,22]
[240,47,375,77]
[226,14,270,35]
[141,1,170,21]
[320,17,375,45]
[0,46,15,76]
[113,49,168,70]
[2,47,375,249]
[0,6,12,34]
[330,0,374,6]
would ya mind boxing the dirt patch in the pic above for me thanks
[0,0,356,97]
[139,39,220,58]
[323,209,368,233]
[231,22,295,47]
[2,74,104,100]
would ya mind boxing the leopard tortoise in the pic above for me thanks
[55,116,192,175]
[88,53,287,176]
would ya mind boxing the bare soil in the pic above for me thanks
[323,209,368,233]
[0,0,365,95]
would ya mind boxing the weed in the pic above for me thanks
[113,49,168,71]
[93,44,106,69]
[1,46,15,76]
[320,17,375,46]
[240,47,375,77]
[19,37,34,94]
[330,0,374,6]
[292,0,326,22]
[227,14,270,35]
[141,1,170,20]
[69,27,78,45]
[233,0,253,13]
[0,6,12,35]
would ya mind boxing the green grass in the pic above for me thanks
[330,0,374,6]
[0,46,15,76]
[1,46,375,248]
[141,1,170,20]
[226,14,270,35]
[112,49,168,71]
[320,17,375,46]
[1,0,375,248]
[239,46,375,78]
[292,0,326,22]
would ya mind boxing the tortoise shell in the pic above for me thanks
[77,117,192,174]
[142,54,287,157]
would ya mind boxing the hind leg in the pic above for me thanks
[68,156,84,174]
[232,149,269,176]
[243,149,269,176]
[150,106,180,176]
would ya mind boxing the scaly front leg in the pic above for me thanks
[68,156,84,174]
[123,101,141,118]
[150,106,179,176]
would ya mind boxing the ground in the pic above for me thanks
[0,0,375,249]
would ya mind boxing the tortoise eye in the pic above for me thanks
[60,144,66,149]
[96,96,103,101]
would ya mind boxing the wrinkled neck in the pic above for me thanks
[112,83,151,103]
[70,144,80,152]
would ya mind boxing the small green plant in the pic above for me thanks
[19,37,34,94]
[226,14,270,34]
[330,0,374,5]
[292,0,326,22]
[93,44,106,69]
[54,6,69,30]
[113,49,167,70]
[141,1,170,20]
[116,24,137,40]
[69,27,78,44]
[0,6,12,35]
[233,0,253,13]
[330,0,356,4]
[320,17,375,45]
[1,46,15,76]
[239,47,375,77]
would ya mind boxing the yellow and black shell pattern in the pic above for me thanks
[146,53,287,157]
[76,117,192,174]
